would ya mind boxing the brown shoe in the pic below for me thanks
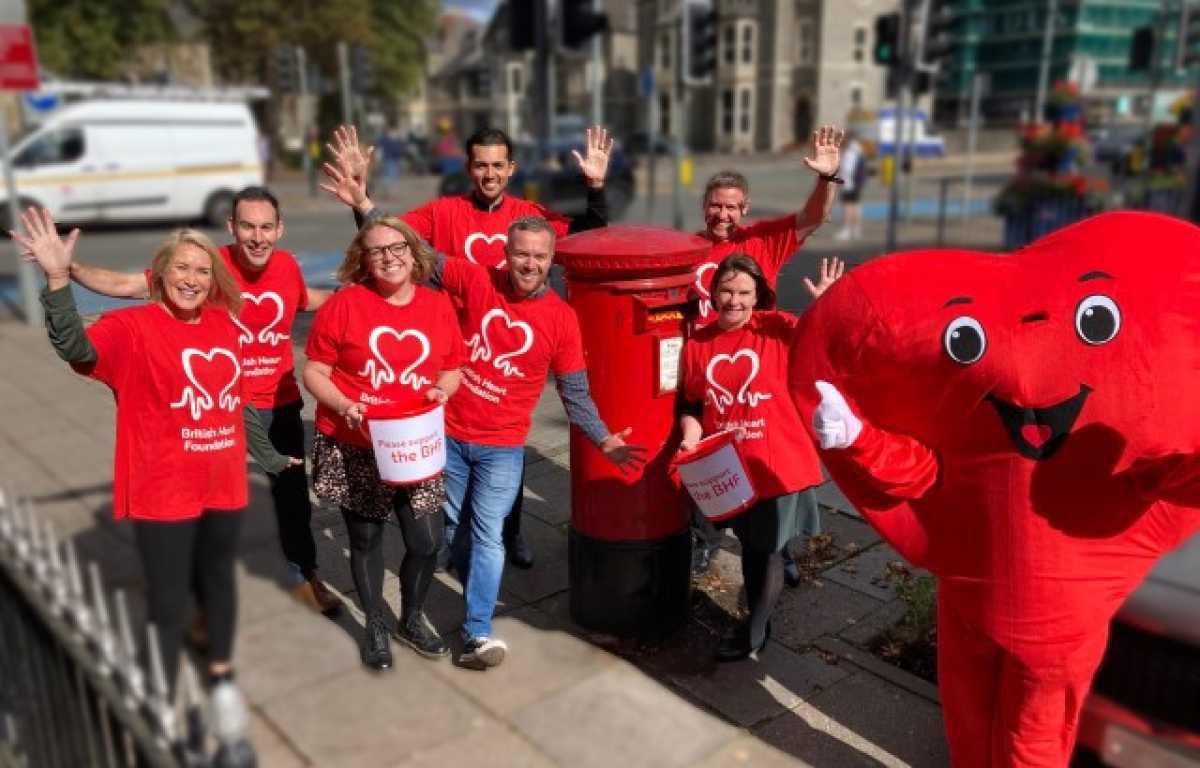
[293,577,342,618]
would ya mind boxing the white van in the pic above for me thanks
[870,107,946,158]
[3,99,262,227]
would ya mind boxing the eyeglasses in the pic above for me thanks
[363,242,411,262]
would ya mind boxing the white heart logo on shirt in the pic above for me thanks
[358,326,432,391]
[233,291,289,346]
[705,349,771,415]
[694,263,717,319]
[467,308,534,378]
[463,232,508,268]
[169,347,242,420]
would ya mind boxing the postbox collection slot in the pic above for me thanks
[634,293,693,335]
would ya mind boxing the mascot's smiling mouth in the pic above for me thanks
[987,386,1092,460]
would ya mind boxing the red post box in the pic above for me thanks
[555,225,709,639]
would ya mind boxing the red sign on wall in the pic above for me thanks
[0,25,39,92]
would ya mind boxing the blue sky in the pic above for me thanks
[443,0,498,22]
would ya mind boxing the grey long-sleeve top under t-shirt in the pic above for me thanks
[40,284,291,475]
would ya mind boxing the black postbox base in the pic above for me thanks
[567,526,691,641]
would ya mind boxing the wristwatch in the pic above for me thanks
[818,173,845,184]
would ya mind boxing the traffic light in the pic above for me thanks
[1129,25,1154,71]
[682,0,717,83]
[1180,4,1200,68]
[874,13,901,66]
[270,45,299,94]
[510,0,536,51]
[561,0,608,50]
[351,45,374,94]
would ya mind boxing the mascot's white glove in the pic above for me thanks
[813,380,863,450]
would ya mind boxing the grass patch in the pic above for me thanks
[869,562,938,683]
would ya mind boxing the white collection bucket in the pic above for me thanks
[672,431,758,522]
[367,402,446,485]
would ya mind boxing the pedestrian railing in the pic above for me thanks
[0,490,254,768]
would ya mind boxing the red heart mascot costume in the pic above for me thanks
[789,212,1200,766]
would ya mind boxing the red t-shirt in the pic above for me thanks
[305,283,464,447]
[83,304,249,522]
[681,310,822,498]
[403,194,571,269]
[691,214,802,327]
[220,246,309,409]
[440,259,586,446]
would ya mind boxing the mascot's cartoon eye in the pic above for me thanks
[943,316,987,365]
[1074,295,1121,345]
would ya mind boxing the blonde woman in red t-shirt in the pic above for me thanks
[11,208,295,709]
[303,217,464,671]
[678,253,833,662]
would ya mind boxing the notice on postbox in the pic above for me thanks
[658,336,682,395]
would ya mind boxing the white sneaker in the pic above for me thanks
[460,636,507,669]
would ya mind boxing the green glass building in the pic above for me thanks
[931,0,1196,125]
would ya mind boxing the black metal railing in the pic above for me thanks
[0,491,255,768]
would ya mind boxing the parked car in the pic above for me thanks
[852,107,946,158]
[438,137,636,219]
[1073,531,1200,766]
[2,99,262,229]
[1091,123,1145,171]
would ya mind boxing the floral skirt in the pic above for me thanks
[311,432,445,520]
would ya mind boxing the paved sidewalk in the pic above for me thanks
[0,310,949,766]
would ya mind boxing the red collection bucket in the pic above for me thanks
[670,431,758,523]
[365,401,446,485]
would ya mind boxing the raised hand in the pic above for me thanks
[319,160,370,209]
[802,257,846,299]
[813,380,863,450]
[600,427,648,476]
[9,207,78,279]
[326,124,374,185]
[571,125,614,188]
[803,125,845,178]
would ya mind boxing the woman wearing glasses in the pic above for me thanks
[303,218,464,670]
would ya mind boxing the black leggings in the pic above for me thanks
[133,511,242,691]
[260,402,317,577]
[341,492,442,623]
[739,545,784,649]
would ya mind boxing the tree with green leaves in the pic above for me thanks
[30,0,173,81]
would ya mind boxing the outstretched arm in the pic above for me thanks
[802,257,846,300]
[814,380,939,499]
[555,369,648,475]
[70,262,149,300]
[796,125,844,240]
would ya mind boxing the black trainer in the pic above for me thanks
[506,531,535,570]
[395,612,449,659]
[691,541,717,576]
[783,551,802,588]
[459,635,507,670]
[361,612,393,671]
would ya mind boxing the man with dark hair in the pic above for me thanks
[323,124,616,570]
[58,187,343,619]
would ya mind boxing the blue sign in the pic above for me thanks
[23,92,60,113]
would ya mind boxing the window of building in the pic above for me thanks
[850,84,863,107]
[660,32,671,69]
[742,24,754,64]
[739,87,752,133]
[796,19,814,64]
[853,24,866,62]
[510,66,522,95]
[724,25,735,64]
[722,89,734,134]
[660,92,671,135]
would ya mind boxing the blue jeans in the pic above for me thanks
[442,437,524,639]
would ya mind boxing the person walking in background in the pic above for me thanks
[303,217,464,671]
[835,130,867,241]
[378,127,405,200]
[678,254,832,661]
[11,209,294,704]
